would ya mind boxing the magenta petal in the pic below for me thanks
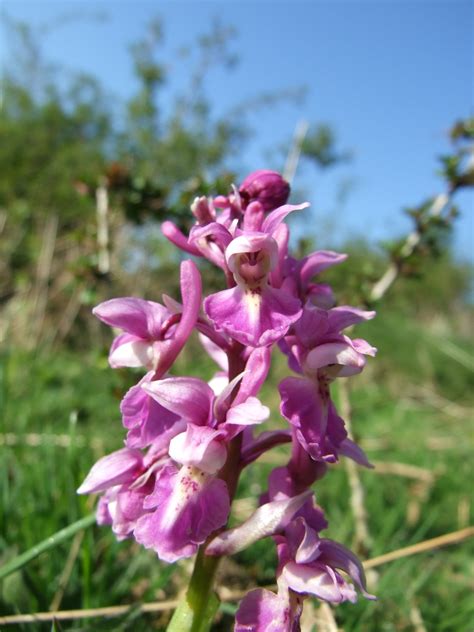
[319,539,376,600]
[205,285,301,347]
[121,373,180,448]
[109,338,155,368]
[189,222,233,268]
[96,494,113,526]
[327,306,376,332]
[234,347,271,404]
[305,342,366,372]
[294,305,329,349]
[143,376,214,425]
[299,250,348,287]
[199,333,228,371]
[282,561,356,603]
[77,448,143,494]
[206,490,312,556]
[161,220,202,256]
[168,425,227,473]
[155,260,202,377]
[339,438,373,468]
[279,376,331,461]
[235,589,292,632]
[225,397,270,427]
[351,338,378,357]
[291,519,322,564]
[306,283,336,309]
[135,464,230,562]
[93,297,167,338]
[261,202,310,235]
[226,233,279,276]
[112,486,150,539]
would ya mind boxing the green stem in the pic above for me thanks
[186,548,221,628]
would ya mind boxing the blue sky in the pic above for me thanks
[2,0,473,259]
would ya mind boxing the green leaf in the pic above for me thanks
[0,513,95,581]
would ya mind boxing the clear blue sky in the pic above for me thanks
[2,0,473,260]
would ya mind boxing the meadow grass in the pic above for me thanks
[1,314,473,631]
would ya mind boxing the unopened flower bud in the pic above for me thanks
[191,196,216,225]
[239,170,290,211]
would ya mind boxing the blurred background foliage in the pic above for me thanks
[0,13,473,632]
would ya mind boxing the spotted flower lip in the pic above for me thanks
[134,463,230,563]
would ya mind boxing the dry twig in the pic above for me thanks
[363,526,474,570]
[369,192,451,302]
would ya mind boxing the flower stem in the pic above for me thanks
[167,345,245,631]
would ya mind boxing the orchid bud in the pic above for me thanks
[191,196,216,225]
[239,170,290,211]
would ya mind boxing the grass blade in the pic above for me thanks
[0,513,95,581]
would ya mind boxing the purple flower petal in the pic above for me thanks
[351,338,378,357]
[206,490,312,556]
[93,297,168,339]
[143,376,214,425]
[168,425,227,474]
[261,202,310,235]
[121,372,181,448]
[155,260,202,377]
[327,306,376,333]
[235,588,292,632]
[269,222,290,288]
[199,333,228,371]
[135,464,230,562]
[299,250,347,288]
[306,283,336,309]
[319,539,376,600]
[338,438,373,468]
[226,233,279,280]
[305,342,366,373]
[290,519,322,564]
[112,485,151,540]
[205,284,301,347]
[161,220,202,256]
[225,397,270,426]
[294,305,329,349]
[282,561,357,603]
[109,339,156,369]
[225,397,270,427]
[279,376,332,462]
[189,222,233,269]
[234,347,271,404]
[77,448,143,494]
